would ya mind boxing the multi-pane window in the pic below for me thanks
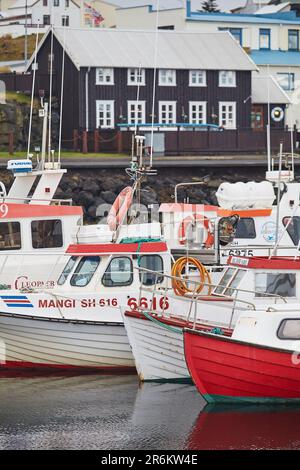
[62,15,69,26]
[259,28,271,49]
[288,29,299,51]
[189,102,207,125]
[219,71,236,87]
[159,69,176,86]
[127,101,146,125]
[159,101,176,124]
[53,0,59,6]
[277,73,295,91]
[127,68,145,86]
[96,100,114,128]
[189,70,206,87]
[0,222,21,251]
[219,27,243,45]
[65,0,69,6]
[31,220,63,249]
[44,15,51,26]
[96,68,114,85]
[219,102,236,129]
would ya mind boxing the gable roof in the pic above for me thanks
[252,74,291,104]
[27,27,257,71]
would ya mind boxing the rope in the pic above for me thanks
[142,310,182,334]
[171,257,212,297]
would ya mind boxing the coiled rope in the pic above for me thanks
[171,257,212,297]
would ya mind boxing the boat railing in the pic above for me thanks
[134,266,288,329]
[0,196,73,206]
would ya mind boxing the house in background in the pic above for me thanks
[21,27,290,155]
[233,0,271,14]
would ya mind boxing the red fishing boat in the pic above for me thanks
[184,308,300,404]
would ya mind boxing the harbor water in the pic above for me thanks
[0,373,300,450]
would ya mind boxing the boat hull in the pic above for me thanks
[0,313,135,372]
[184,329,300,404]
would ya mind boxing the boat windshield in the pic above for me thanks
[213,267,246,297]
[70,256,101,287]
[57,256,77,286]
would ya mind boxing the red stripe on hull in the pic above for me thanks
[0,361,136,375]
[184,330,300,402]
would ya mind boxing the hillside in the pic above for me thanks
[0,34,43,63]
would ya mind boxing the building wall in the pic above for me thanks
[115,5,186,30]
[7,0,80,27]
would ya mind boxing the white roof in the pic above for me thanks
[32,27,257,71]
[252,74,291,104]
[255,2,290,15]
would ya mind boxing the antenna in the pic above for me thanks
[58,17,67,167]
[149,0,160,168]
[27,21,40,159]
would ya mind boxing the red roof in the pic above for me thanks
[0,203,82,219]
[229,255,300,270]
[67,241,168,256]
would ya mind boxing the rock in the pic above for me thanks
[101,190,117,204]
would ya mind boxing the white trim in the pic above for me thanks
[158,69,176,87]
[127,100,146,125]
[189,70,207,87]
[159,101,177,125]
[219,101,236,129]
[95,67,114,86]
[189,101,207,125]
[219,70,236,88]
[127,68,145,86]
[96,100,115,129]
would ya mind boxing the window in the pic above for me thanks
[189,70,206,87]
[283,216,300,245]
[65,0,69,6]
[96,68,114,85]
[43,0,48,5]
[189,102,207,125]
[127,101,146,125]
[159,101,176,124]
[219,102,236,129]
[219,71,236,87]
[0,222,21,251]
[70,256,100,287]
[57,256,77,286]
[53,0,59,6]
[31,220,63,249]
[288,29,299,51]
[213,268,246,296]
[62,15,69,26]
[139,255,164,286]
[102,257,133,287]
[235,218,256,239]
[219,27,243,45]
[255,273,296,298]
[159,69,176,86]
[44,15,50,26]
[127,68,145,86]
[277,73,295,91]
[96,100,114,129]
[259,28,271,49]
[278,319,300,340]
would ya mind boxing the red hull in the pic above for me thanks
[184,329,300,403]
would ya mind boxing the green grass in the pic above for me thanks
[5,91,33,105]
[0,34,43,62]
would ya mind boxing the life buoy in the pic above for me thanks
[107,186,133,232]
[179,214,214,248]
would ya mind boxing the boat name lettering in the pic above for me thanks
[38,298,119,309]
[230,257,249,266]
[15,276,56,290]
[0,204,8,218]
[127,296,170,311]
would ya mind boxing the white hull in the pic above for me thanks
[0,313,135,370]
[123,312,189,381]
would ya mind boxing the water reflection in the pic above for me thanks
[187,404,300,450]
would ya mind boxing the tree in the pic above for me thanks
[201,0,220,12]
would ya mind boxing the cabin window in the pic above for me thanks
[31,220,63,249]
[283,216,300,245]
[0,222,21,251]
[255,273,296,298]
[57,256,77,286]
[213,267,246,296]
[139,255,164,286]
[235,218,256,239]
[278,319,300,340]
[102,257,133,287]
[70,256,100,287]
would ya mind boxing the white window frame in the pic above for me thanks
[96,100,115,129]
[189,70,207,87]
[219,70,236,87]
[127,101,146,125]
[159,101,177,125]
[127,68,145,86]
[158,69,176,86]
[96,68,114,85]
[189,101,207,125]
[219,101,236,129]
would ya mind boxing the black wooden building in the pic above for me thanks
[23,27,291,154]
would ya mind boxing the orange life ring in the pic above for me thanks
[107,186,133,231]
[179,214,214,248]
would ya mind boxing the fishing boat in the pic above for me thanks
[122,255,300,382]
[183,302,300,404]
